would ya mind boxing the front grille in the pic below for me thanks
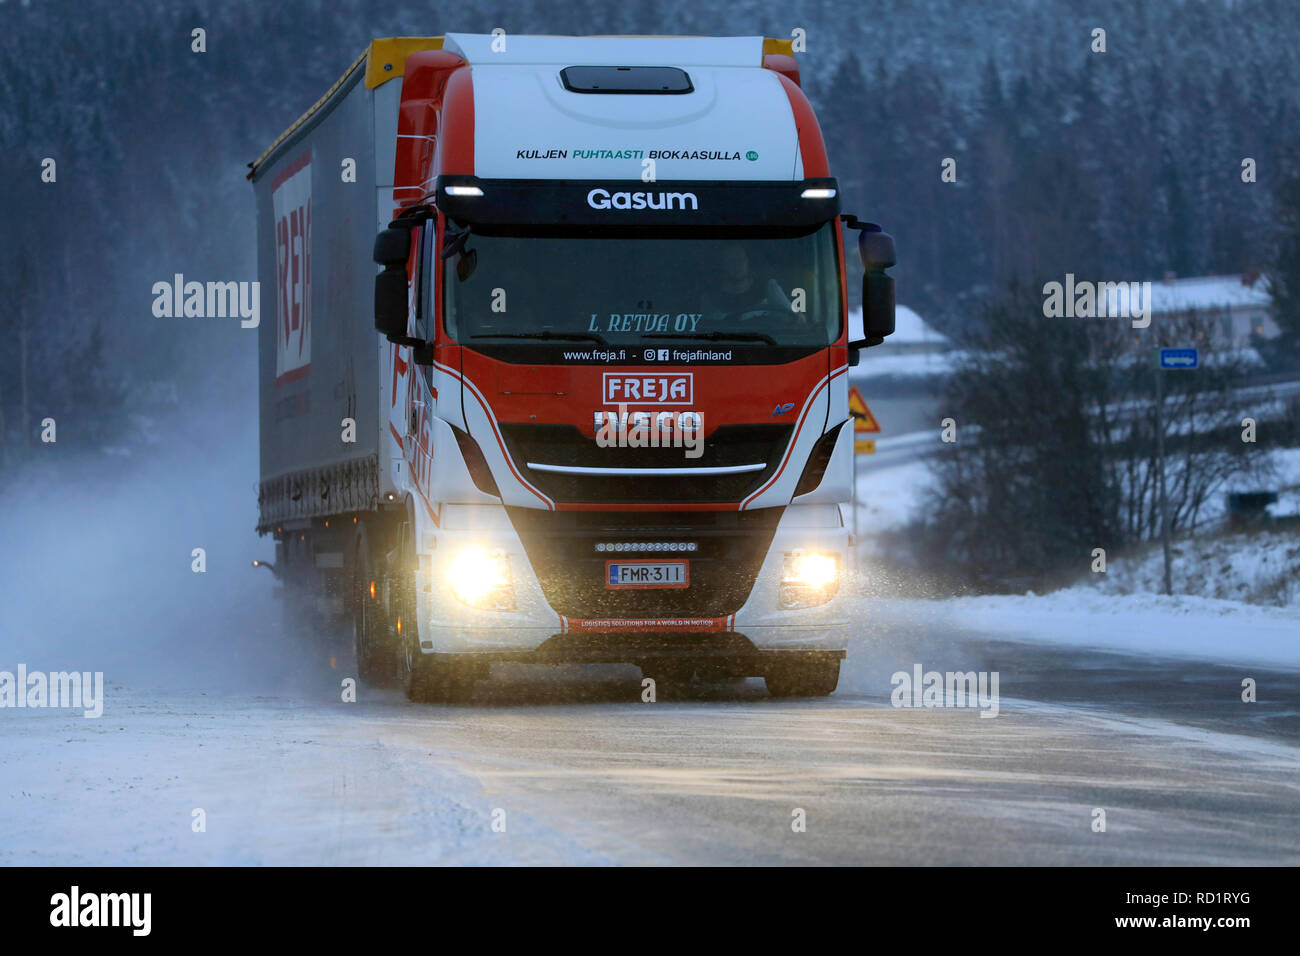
[507,508,784,619]
[498,423,793,504]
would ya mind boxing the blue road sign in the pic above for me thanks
[1160,348,1198,369]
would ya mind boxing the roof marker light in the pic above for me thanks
[445,185,484,197]
[801,187,837,199]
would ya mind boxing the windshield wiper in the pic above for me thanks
[644,330,778,346]
[469,330,610,345]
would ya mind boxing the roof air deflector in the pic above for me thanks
[560,65,693,94]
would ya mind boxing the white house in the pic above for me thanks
[853,303,951,355]
[1131,273,1276,348]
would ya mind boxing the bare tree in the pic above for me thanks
[915,291,1269,587]
[1097,308,1266,539]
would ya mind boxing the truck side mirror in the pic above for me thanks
[373,227,411,338]
[847,224,896,364]
[373,227,411,267]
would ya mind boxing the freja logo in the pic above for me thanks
[586,188,698,211]
[603,373,692,404]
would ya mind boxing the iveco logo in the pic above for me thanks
[586,188,699,211]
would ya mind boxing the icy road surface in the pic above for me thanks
[3,606,1298,866]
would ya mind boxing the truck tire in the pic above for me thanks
[764,659,840,698]
[405,653,485,704]
[696,662,747,684]
[640,661,696,699]
[352,533,397,686]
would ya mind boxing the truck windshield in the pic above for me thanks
[442,223,841,353]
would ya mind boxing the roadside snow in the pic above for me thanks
[1262,446,1300,519]
[852,459,934,537]
[1067,446,1300,607]
[919,589,1300,670]
[1087,530,1300,608]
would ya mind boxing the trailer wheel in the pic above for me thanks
[352,533,395,686]
[280,533,316,639]
[764,660,840,698]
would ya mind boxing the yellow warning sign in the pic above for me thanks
[848,387,880,457]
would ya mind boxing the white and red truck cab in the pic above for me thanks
[249,33,896,701]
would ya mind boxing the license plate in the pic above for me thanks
[605,560,689,589]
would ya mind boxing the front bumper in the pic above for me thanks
[416,503,849,657]
[413,633,845,669]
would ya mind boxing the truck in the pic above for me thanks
[248,33,896,702]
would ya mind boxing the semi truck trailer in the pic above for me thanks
[248,33,896,702]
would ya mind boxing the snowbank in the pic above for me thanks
[1088,530,1300,608]
[924,589,1300,670]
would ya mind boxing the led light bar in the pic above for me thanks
[444,185,484,197]
[800,187,837,199]
[595,542,699,553]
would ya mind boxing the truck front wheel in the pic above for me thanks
[764,659,840,698]
[405,653,486,704]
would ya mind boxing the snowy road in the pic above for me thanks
[4,602,1297,866]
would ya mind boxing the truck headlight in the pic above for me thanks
[780,550,839,609]
[448,547,515,611]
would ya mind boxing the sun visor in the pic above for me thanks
[435,177,841,230]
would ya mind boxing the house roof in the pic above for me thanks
[850,303,949,345]
[1105,274,1273,315]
